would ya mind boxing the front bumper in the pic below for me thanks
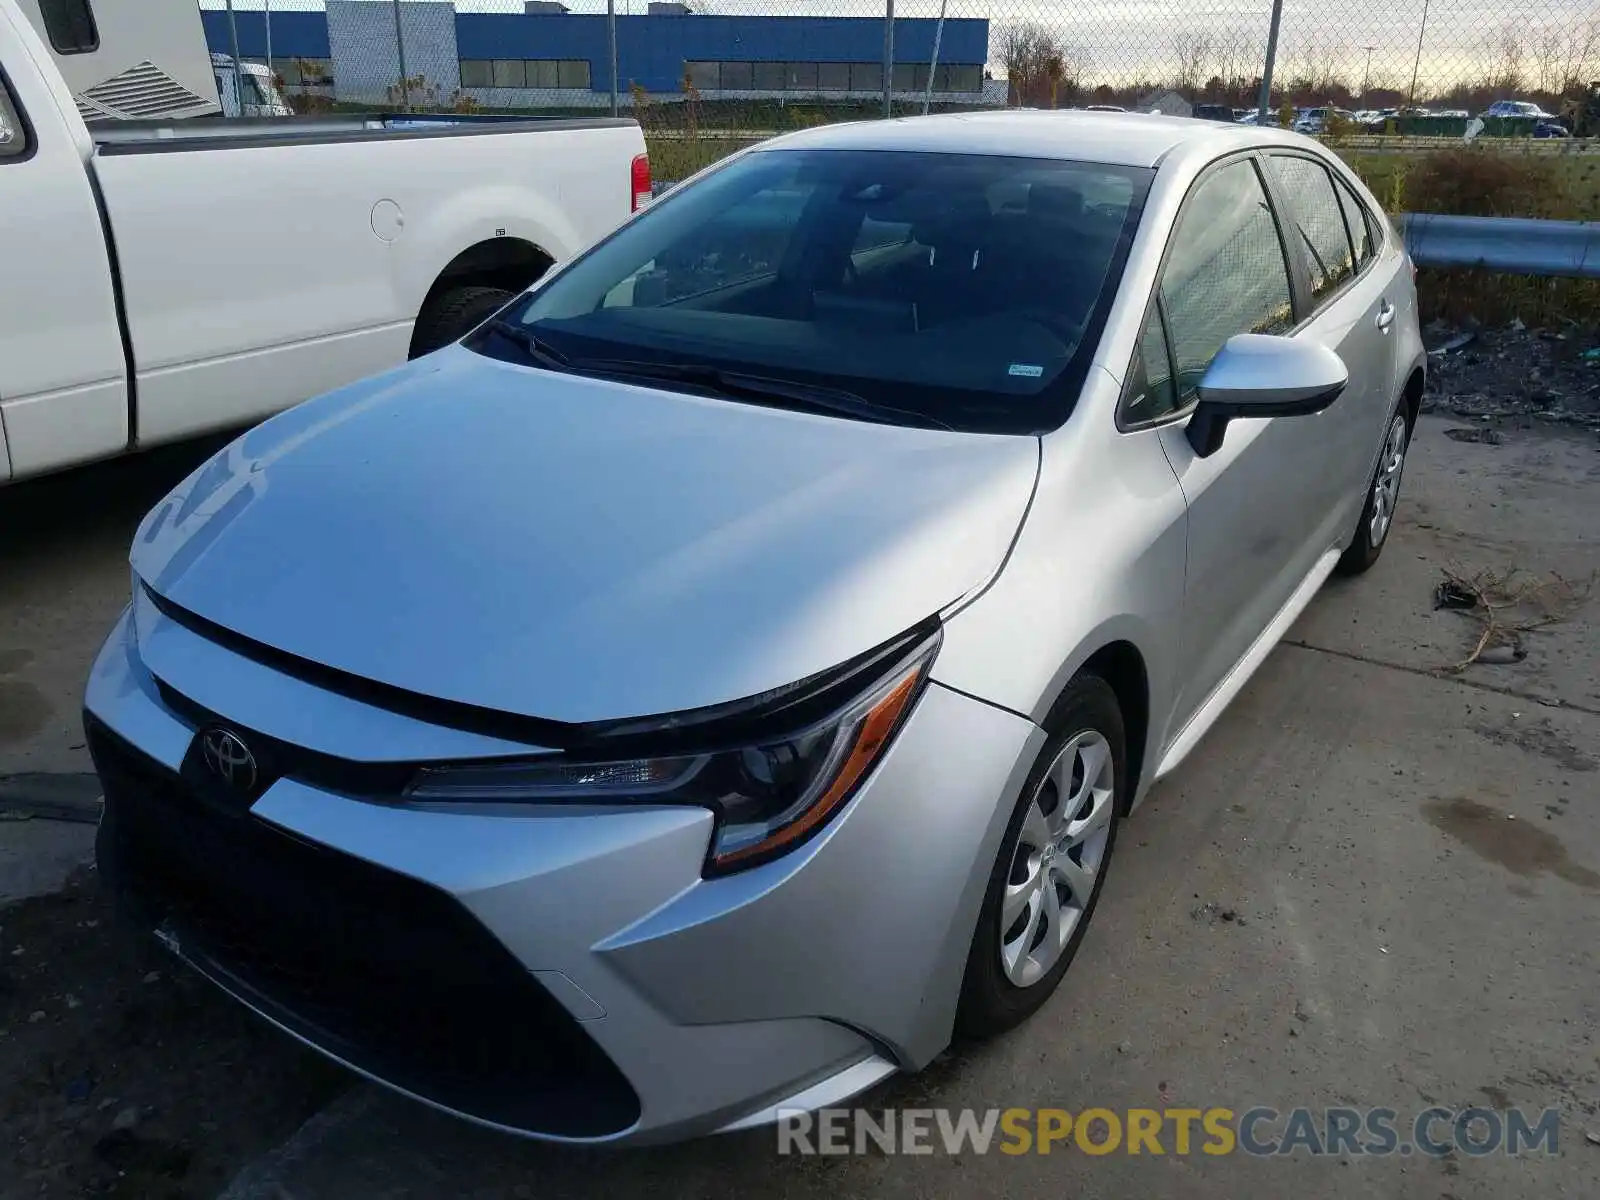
[84,601,1043,1144]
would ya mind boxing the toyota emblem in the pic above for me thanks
[200,728,258,793]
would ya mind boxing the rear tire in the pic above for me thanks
[410,286,516,358]
[955,676,1125,1039]
[1337,405,1411,576]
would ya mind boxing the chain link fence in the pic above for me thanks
[200,1,1599,163]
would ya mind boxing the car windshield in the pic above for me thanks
[472,148,1153,435]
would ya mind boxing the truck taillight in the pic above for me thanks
[631,154,652,212]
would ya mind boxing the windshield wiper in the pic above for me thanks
[484,319,572,371]
[578,359,953,431]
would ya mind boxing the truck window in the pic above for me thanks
[0,73,29,159]
[39,0,100,54]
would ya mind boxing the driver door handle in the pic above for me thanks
[1376,300,1396,332]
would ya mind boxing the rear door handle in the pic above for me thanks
[1376,300,1396,332]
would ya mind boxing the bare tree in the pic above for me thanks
[1171,30,1214,95]
[1485,24,1527,96]
[1212,29,1256,103]
[999,22,1083,108]
[1537,17,1600,96]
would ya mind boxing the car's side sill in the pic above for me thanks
[1154,547,1342,781]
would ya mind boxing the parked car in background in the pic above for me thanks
[0,0,648,483]
[1483,99,1554,120]
[1293,106,1354,135]
[1534,120,1571,138]
[86,109,1424,1146]
[1192,103,1235,122]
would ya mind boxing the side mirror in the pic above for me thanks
[1186,334,1348,457]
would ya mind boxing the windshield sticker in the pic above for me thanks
[1007,363,1045,378]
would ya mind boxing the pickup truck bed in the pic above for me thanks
[0,0,647,483]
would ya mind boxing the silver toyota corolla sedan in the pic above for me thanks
[85,111,1424,1145]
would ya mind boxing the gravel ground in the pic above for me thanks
[1422,320,1600,430]
[0,873,348,1200]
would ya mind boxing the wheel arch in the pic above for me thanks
[1400,362,1425,430]
[1033,637,1153,815]
[408,238,555,359]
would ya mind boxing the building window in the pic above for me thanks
[273,58,333,87]
[491,59,526,88]
[460,59,591,90]
[785,62,819,91]
[664,60,975,95]
[38,0,98,54]
[849,62,881,91]
[817,62,850,92]
[939,64,982,93]
[750,61,782,91]
[685,61,719,91]
[891,63,931,93]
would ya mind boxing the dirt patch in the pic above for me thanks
[0,871,347,1200]
[1422,323,1600,432]
[1472,717,1597,773]
[1423,796,1600,892]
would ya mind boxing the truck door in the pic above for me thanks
[0,16,130,480]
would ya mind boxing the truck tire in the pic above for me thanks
[411,286,516,357]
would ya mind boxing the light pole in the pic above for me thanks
[883,0,896,119]
[391,0,410,111]
[1361,44,1375,95]
[1256,0,1284,124]
[1407,0,1430,108]
[607,0,619,116]
[222,0,243,114]
[922,0,947,116]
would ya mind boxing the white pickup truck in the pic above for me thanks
[0,0,649,484]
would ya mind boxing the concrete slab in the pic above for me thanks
[215,415,1600,1197]
[1293,417,1600,713]
[0,817,95,906]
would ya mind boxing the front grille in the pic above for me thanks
[87,717,641,1139]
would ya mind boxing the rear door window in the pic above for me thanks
[1334,177,1377,266]
[1266,154,1357,306]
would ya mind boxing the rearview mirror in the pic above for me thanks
[1186,334,1348,457]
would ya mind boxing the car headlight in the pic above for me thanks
[405,625,940,874]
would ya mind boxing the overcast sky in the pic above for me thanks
[200,0,1598,91]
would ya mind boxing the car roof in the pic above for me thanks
[760,109,1319,170]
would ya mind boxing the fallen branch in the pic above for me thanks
[1436,566,1593,672]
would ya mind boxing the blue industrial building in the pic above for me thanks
[201,4,991,105]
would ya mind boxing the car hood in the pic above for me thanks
[131,349,1039,728]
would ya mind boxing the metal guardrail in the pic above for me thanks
[1401,214,1600,279]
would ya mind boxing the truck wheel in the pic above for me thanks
[411,286,516,357]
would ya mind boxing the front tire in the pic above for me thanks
[1337,406,1411,576]
[955,676,1125,1039]
[410,286,516,358]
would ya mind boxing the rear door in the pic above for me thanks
[1262,151,1399,550]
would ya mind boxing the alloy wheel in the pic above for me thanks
[999,730,1116,987]
[1369,413,1409,547]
